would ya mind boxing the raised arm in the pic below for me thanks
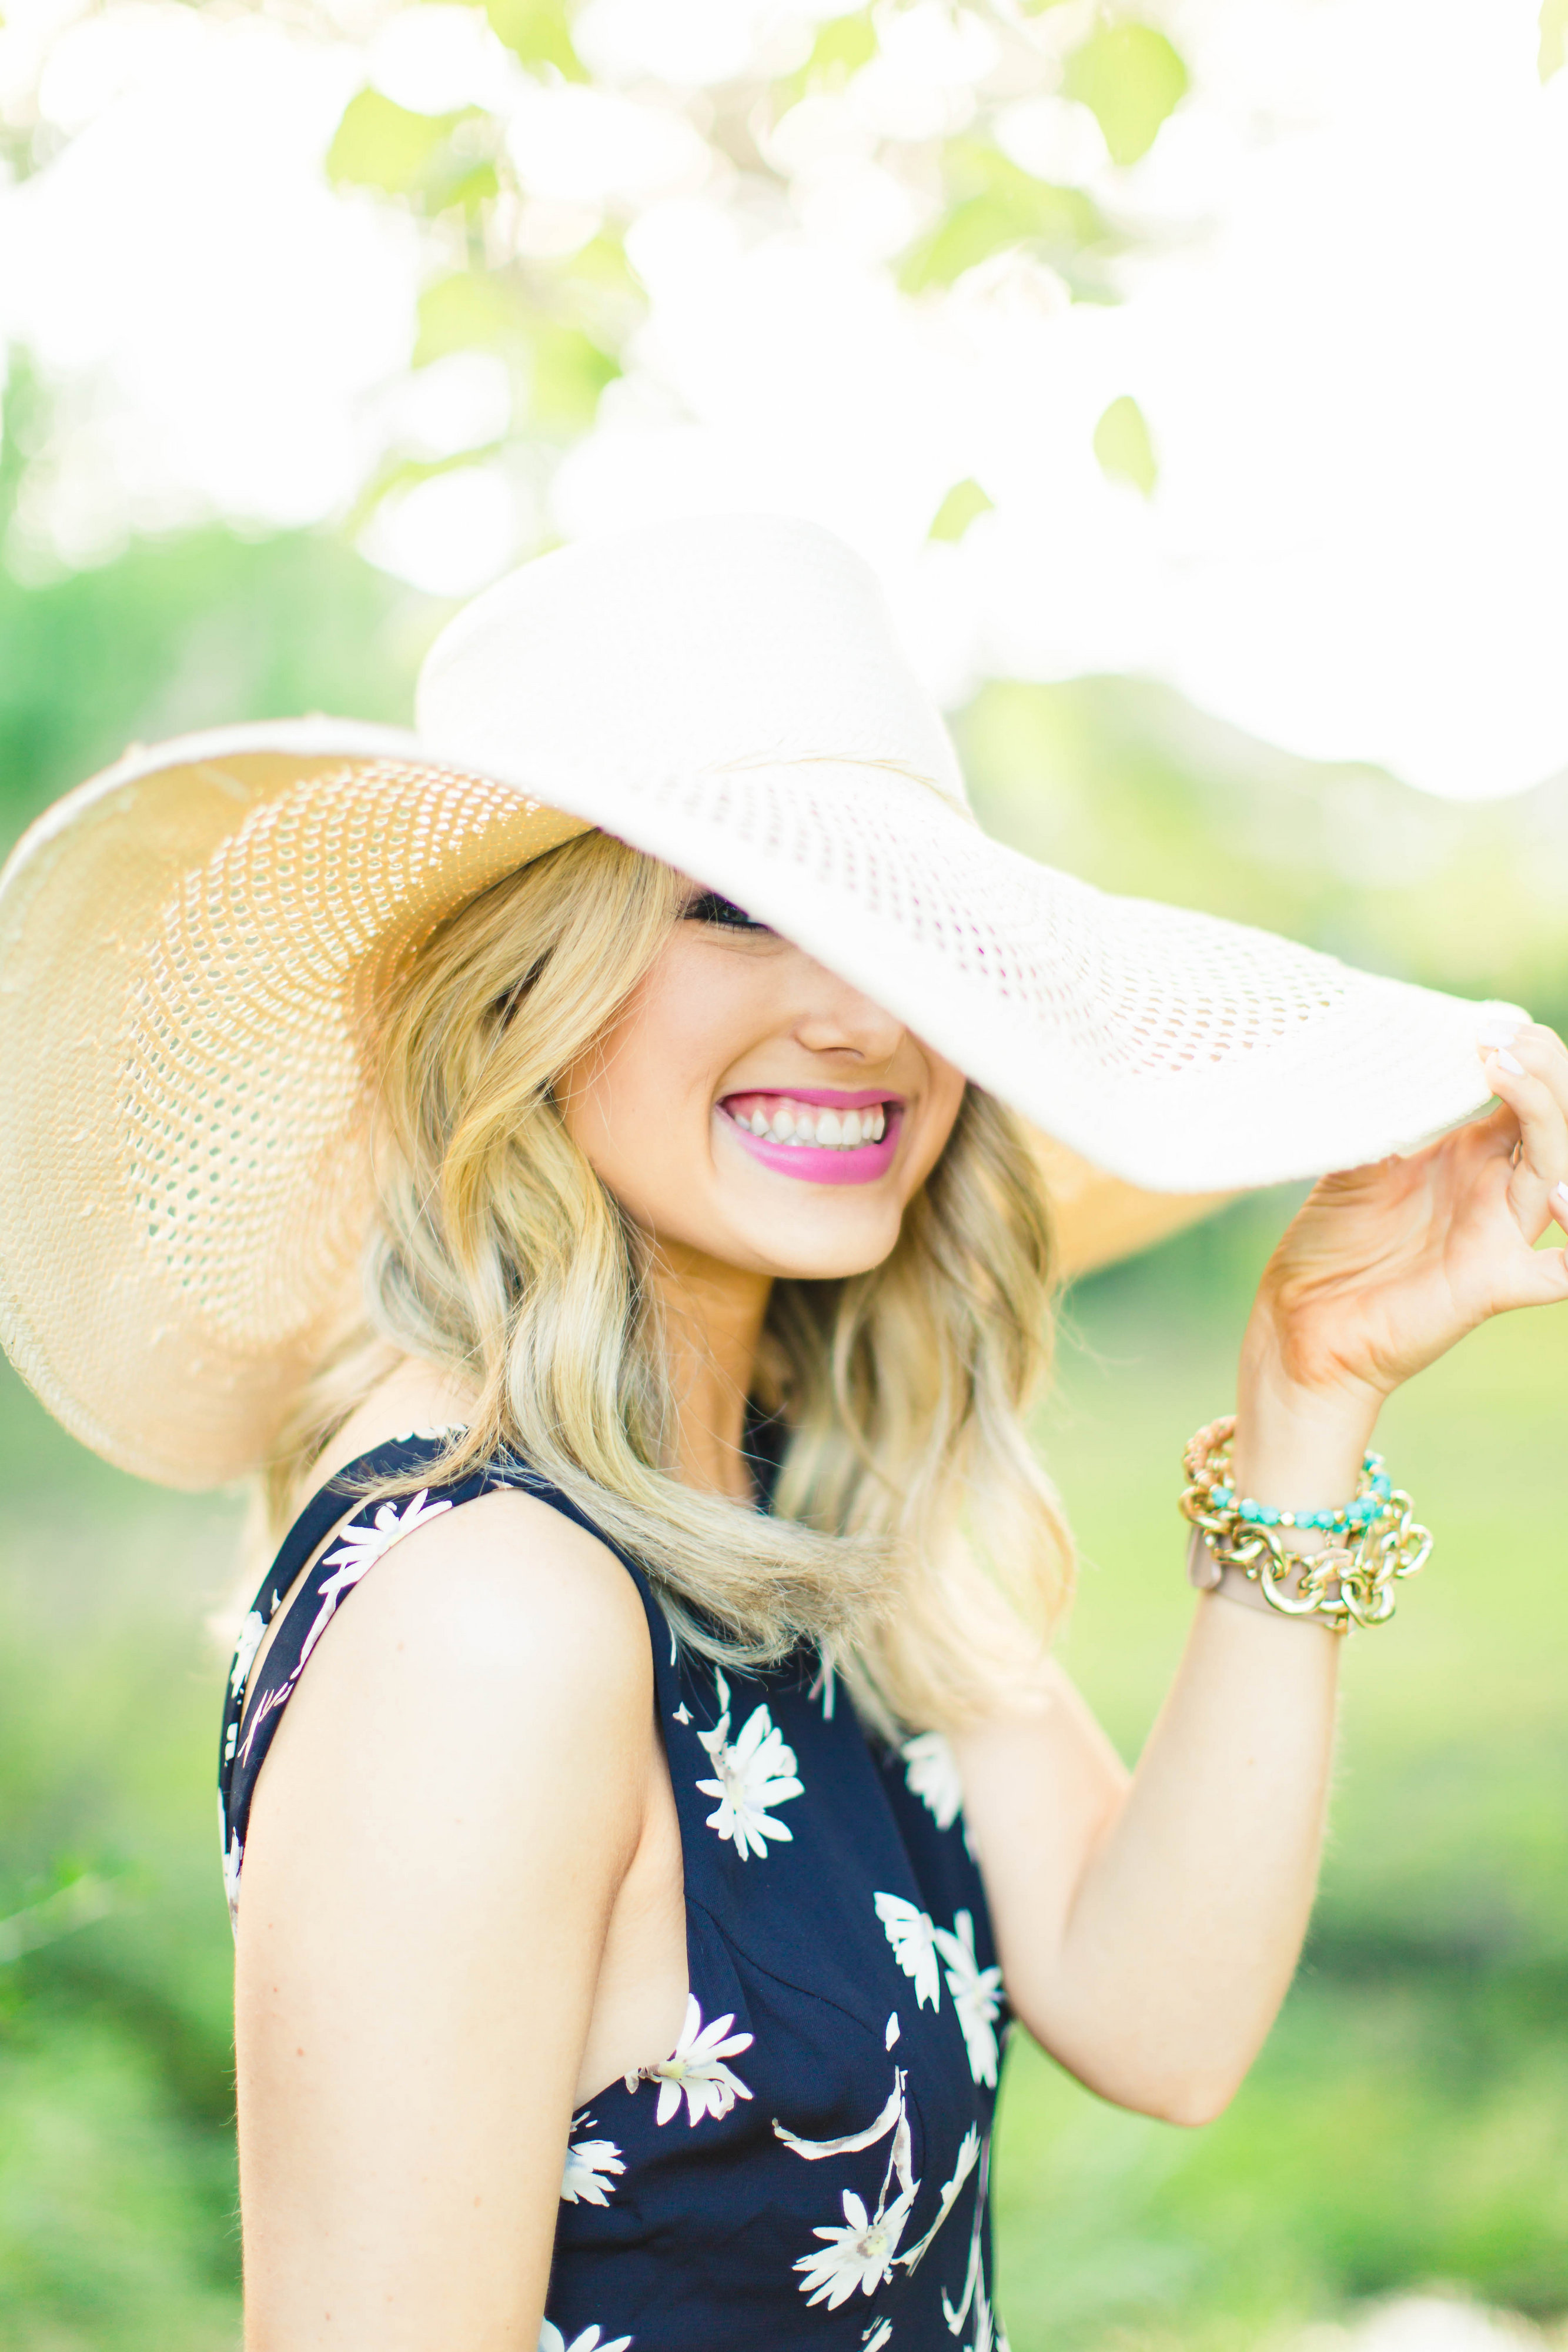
[233,1489,659,2352]
[960,1022,1568,2126]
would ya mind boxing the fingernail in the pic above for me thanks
[1477,1018,1520,1048]
[1556,1182,1568,1207]
[1496,1049,1526,1076]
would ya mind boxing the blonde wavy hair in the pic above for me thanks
[268,831,1073,1738]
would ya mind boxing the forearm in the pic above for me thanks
[984,1372,1376,2126]
[1042,1583,1340,2123]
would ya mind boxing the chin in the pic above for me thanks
[741,1212,904,1283]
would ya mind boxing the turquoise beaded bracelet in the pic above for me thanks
[1208,1452,1394,1535]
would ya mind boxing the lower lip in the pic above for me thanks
[717,1108,902,1187]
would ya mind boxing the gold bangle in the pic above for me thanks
[1180,1414,1433,1632]
[1186,1526,1344,1630]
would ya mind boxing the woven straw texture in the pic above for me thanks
[0,516,1514,1487]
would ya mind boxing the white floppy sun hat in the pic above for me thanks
[0,514,1515,1488]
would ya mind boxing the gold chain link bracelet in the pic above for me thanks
[1179,1414,1433,1631]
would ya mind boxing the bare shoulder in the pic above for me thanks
[270,1484,656,1802]
[342,1484,651,1702]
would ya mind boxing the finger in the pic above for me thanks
[1480,1018,1568,1120]
[1479,1045,1568,1241]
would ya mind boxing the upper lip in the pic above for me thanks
[718,1086,904,1111]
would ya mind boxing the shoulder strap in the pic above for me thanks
[216,1434,657,1929]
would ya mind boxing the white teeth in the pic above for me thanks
[731,1098,892,1148]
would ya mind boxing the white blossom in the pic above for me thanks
[560,2124,624,2206]
[900,1730,964,1830]
[229,1609,266,1700]
[774,2074,905,2163]
[537,2324,632,2352]
[695,1671,803,1860]
[296,1489,454,1670]
[862,2323,893,2351]
[897,2125,980,2274]
[933,1910,1004,2089]
[219,1792,243,1929]
[874,1892,942,2011]
[634,1993,754,2127]
[793,2181,919,2309]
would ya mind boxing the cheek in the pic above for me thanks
[561,946,739,1185]
[907,1061,967,1186]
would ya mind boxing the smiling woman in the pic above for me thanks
[0,514,1563,2352]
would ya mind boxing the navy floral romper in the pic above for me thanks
[220,1429,1011,2352]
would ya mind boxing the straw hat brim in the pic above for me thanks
[0,718,1506,1488]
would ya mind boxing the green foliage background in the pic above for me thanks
[1,522,1567,2350]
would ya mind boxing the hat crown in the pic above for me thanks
[414,513,968,813]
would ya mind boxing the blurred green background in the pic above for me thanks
[2,519,1567,2352]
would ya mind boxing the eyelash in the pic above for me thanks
[684,891,771,933]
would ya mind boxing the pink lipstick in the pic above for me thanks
[716,1088,904,1188]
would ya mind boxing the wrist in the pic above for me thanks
[1233,1329,1382,1522]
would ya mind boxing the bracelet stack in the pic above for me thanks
[1180,1414,1432,1631]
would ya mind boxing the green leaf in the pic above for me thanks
[480,0,587,82]
[928,479,995,543]
[414,271,525,366]
[413,275,620,430]
[1541,0,1568,79]
[774,9,876,107]
[1062,22,1189,168]
[525,319,620,429]
[346,443,509,536]
[326,89,496,213]
[899,142,1111,295]
[1093,395,1158,496]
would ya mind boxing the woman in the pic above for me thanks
[1,516,1562,2352]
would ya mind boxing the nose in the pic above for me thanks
[790,960,905,1067]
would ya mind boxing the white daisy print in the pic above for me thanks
[794,2179,920,2309]
[900,1730,964,1830]
[296,1490,455,1671]
[933,1910,1004,2089]
[229,1609,267,1702]
[695,1670,803,1860]
[874,1892,942,2012]
[538,2324,632,2352]
[633,1993,754,2127]
[560,2123,624,2206]
[942,2138,994,2343]
[788,2079,921,2311]
[774,2074,907,2163]
[862,2324,893,2351]
[897,2126,980,2274]
[218,1793,243,1929]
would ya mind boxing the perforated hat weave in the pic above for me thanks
[0,515,1516,1487]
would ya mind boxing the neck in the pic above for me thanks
[648,1242,773,1504]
